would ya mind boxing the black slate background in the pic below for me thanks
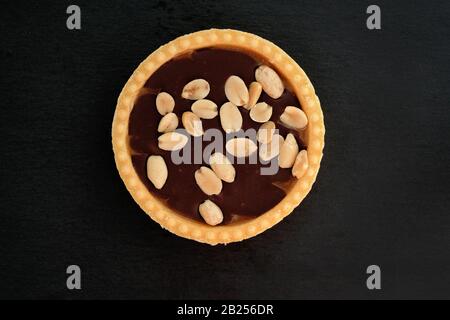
[1,0,449,299]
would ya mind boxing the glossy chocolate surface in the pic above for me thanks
[128,48,306,224]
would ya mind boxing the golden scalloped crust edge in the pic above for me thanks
[111,29,325,245]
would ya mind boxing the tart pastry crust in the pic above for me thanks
[112,29,325,245]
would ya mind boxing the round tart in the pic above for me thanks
[112,29,325,245]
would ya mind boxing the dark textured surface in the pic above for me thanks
[1,0,449,299]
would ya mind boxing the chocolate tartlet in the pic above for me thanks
[112,29,325,245]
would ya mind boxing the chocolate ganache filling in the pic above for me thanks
[128,48,306,224]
